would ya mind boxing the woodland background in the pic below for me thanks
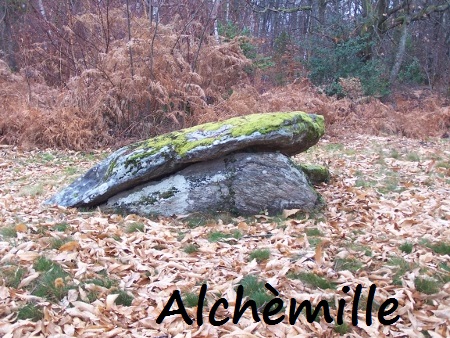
[0,0,450,149]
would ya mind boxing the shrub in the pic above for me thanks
[307,34,389,97]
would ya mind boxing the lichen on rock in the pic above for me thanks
[45,111,325,209]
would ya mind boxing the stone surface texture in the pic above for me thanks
[102,152,320,216]
[45,112,325,208]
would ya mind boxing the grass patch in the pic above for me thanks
[440,263,450,272]
[125,222,145,233]
[249,248,270,263]
[308,237,323,247]
[208,230,242,242]
[399,242,413,254]
[238,275,271,308]
[421,239,450,255]
[183,244,199,254]
[113,290,134,306]
[305,228,323,236]
[30,257,73,302]
[83,277,115,289]
[17,304,44,322]
[184,214,214,228]
[388,149,400,159]
[334,323,350,334]
[378,172,403,194]
[0,226,17,238]
[0,265,27,288]
[39,152,55,162]
[406,152,420,162]
[436,161,450,169]
[183,292,200,308]
[324,143,344,152]
[427,242,450,255]
[52,222,69,232]
[388,256,411,285]
[415,277,440,295]
[288,272,336,290]
[334,258,363,273]
[50,237,73,250]
[18,184,44,197]
[64,167,78,175]
[347,243,372,257]
[355,178,376,188]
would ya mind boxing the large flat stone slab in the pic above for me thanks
[45,112,324,208]
[102,152,321,216]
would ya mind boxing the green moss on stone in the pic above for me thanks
[298,164,330,185]
[105,156,119,179]
[122,112,324,170]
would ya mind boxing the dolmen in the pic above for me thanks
[45,112,329,216]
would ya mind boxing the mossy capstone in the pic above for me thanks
[45,112,324,208]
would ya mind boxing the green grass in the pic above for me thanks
[440,263,450,272]
[334,258,363,273]
[30,257,73,302]
[420,239,450,255]
[406,152,420,162]
[334,323,350,334]
[183,244,199,254]
[389,149,400,159]
[184,212,235,228]
[64,167,78,175]
[378,172,403,194]
[288,272,336,290]
[0,265,26,288]
[249,248,270,263]
[52,222,69,232]
[307,237,323,247]
[17,304,44,321]
[184,214,213,228]
[83,277,115,289]
[50,237,73,250]
[183,292,200,308]
[40,153,55,162]
[355,178,376,188]
[324,143,344,152]
[436,161,450,169]
[305,228,323,236]
[208,230,242,242]
[113,290,134,306]
[388,256,412,285]
[399,242,414,254]
[348,243,373,257]
[18,184,44,197]
[428,242,450,255]
[125,222,145,233]
[0,226,17,238]
[415,277,440,295]
[238,275,271,308]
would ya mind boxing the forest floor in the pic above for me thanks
[0,134,449,337]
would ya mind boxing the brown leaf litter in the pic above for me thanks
[0,135,449,337]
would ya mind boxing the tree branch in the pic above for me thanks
[244,0,311,14]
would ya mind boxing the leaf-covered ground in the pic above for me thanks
[0,135,449,337]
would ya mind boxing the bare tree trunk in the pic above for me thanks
[1,6,17,71]
[390,19,408,84]
[125,0,134,78]
[212,0,221,43]
[192,0,220,72]
[149,1,160,79]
